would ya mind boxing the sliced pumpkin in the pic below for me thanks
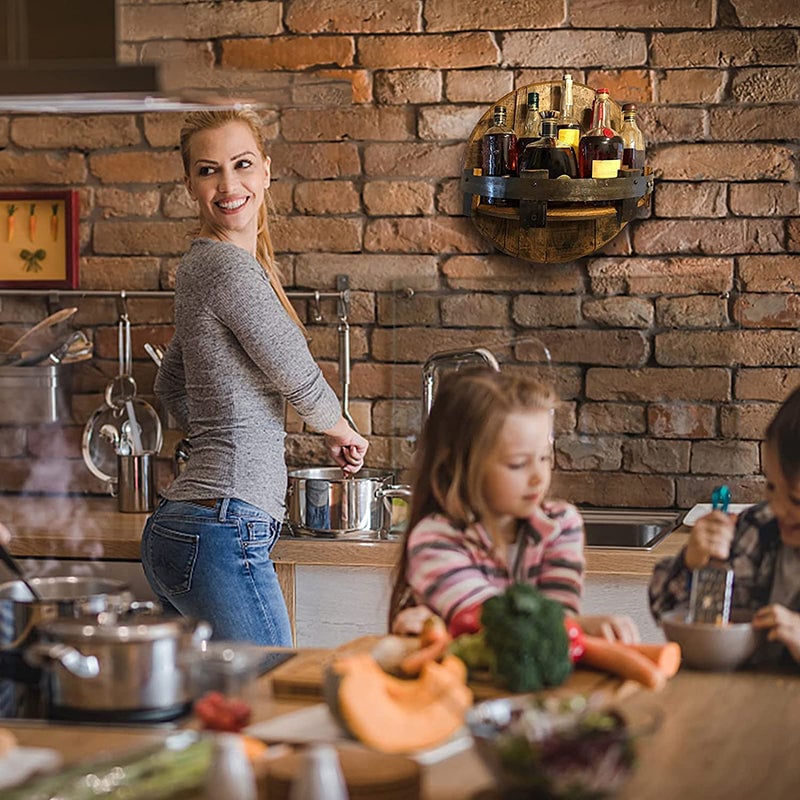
[324,652,472,754]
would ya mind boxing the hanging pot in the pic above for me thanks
[286,467,411,539]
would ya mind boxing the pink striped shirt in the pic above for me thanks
[405,500,585,625]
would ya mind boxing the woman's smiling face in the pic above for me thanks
[184,120,270,250]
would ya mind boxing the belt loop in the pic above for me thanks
[218,497,231,522]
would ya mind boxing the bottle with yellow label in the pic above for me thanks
[556,74,581,156]
[578,88,623,179]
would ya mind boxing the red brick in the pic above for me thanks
[677,476,765,508]
[89,151,183,184]
[635,105,706,144]
[584,70,652,104]
[587,368,730,401]
[691,441,760,474]
[502,31,647,68]
[371,326,513,363]
[0,428,25,458]
[444,70,514,103]
[790,219,800,252]
[732,68,800,103]
[735,369,800,401]
[358,34,498,69]
[271,216,362,253]
[552,472,674,508]
[710,105,800,143]
[281,107,415,142]
[312,69,373,104]
[418,105,484,141]
[142,113,186,149]
[372,399,419,436]
[364,142,464,177]
[10,116,141,149]
[0,117,8,148]
[362,181,435,215]
[139,40,215,70]
[350,362,421,398]
[222,36,354,70]
[729,183,799,217]
[582,297,654,328]
[656,295,729,328]
[654,182,727,218]
[0,458,100,494]
[294,181,361,214]
[436,179,462,216]
[570,0,714,27]
[513,295,582,327]
[374,70,442,104]
[587,257,733,295]
[657,69,725,104]
[162,185,197,219]
[727,0,800,27]
[523,330,648,367]
[651,30,798,67]
[444,255,583,292]
[268,143,361,179]
[377,293,440,326]
[425,0,564,30]
[285,0,420,32]
[80,257,161,291]
[739,256,800,292]
[734,293,800,328]
[623,440,691,473]
[556,437,622,471]
[296,254,439,291]
[93,220,195,256]
[0,152,87,185]
[650,144,794,181]
[632,219,784,255]
[364,216,489,254]
[657,330,800,367]
[720,403,776,439]
[94,188,161,219]
[578,403,646,435]
[441,293,510,327]
[648,404,716,438]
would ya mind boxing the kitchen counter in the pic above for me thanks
[0,496,687,575]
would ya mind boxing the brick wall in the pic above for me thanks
[1,0,798,509]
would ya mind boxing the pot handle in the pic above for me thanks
[24,642,100,679]
[191,620,213,648]
[375,484,412,538]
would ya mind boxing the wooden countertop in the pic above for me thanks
[0,496,687,575]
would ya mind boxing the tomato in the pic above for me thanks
[448,603,483,637]
[564,617,586,663]
[194,691,252,732]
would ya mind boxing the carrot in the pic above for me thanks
[580,635,667,690]
[399,637,451,677]
[29,203,36,242]
[629,642,681,678]
[6,204,15,242]
[51,204,59,241]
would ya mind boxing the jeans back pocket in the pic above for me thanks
[143,522,200,596]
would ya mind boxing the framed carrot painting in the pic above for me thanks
[0,190,79,288]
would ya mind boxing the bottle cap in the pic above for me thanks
[527,91,539,107]
[540,119,558,137]
[595,88,610,95]
[622,103,636,111]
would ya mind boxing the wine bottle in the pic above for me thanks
[578,88,623,179]
[620,102,646,171]
[515,91,541,165]
[519,117,578,179]
[480,105,517,206]
[556,74,581,155]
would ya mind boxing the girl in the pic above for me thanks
[388,368,638,642]
[141,109,368,646]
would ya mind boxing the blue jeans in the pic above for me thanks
[140,497,293,646]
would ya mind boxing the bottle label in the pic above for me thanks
[592,159,621,179]
[558,129,580,151]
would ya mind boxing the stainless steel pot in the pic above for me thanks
[286,466,411,539]
[26,610,211,722]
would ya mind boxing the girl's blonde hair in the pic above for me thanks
[179,108,304,329]
[387,368,558,626]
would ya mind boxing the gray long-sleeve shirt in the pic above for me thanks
[156,238,342,519]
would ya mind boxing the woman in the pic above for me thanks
[141,109,368,645]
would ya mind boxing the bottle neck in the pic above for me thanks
[590,95,611,131]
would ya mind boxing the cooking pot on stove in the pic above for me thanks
[286,467,411,538]
[25,609,212,723]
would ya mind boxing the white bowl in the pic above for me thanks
[661,609,764,671]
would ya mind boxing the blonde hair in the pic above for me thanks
[387,368,559,626]
[179,108,304,330]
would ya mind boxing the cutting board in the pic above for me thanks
[269,635,627,701]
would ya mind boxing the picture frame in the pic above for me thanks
[0,190,79,288]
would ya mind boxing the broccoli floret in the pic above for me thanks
[449,631,496,674]
[478,583,572,692]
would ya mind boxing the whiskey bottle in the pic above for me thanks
[519,116,578,179]
[556,74,581,155]
[620,103,646,171]
[480,105,517,206]
[578,88,623,179]
[515,91,541,165]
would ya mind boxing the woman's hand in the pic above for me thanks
[323,417,369,474]
[684,510,735,570]
[391,605,435,635]
[576,614,640,644]
[752,604,800,663]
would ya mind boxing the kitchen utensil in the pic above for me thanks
[104,313,137,409]
[0,364,72,424]
[286,467,411,539]
[25,610,212,722]
[4,307,78,355]
[116,450,156,513]
[661,609,764,670]
[143,342,164,367]
[711,484,731,513]
[0,544,42,601]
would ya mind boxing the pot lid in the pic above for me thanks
[41,612,205,642]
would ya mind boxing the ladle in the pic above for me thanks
[0,541,43,601]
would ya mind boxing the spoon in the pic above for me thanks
[0,542,42,601]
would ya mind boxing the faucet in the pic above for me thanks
[421,347,500,421]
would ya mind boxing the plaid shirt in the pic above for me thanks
[649,501,790,622]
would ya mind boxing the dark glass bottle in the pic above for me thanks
[620,102,646,171]
[515,91,541,165]
[556,73,581,156]
[480,105,517,206]
[578,88,623,179]
[519,118,578,178]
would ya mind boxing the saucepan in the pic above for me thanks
[286,467,411,539]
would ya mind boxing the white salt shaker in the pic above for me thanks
[289,744,349,800]
[205,732,257,800]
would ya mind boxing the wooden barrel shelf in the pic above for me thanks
[462,81,654,264]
